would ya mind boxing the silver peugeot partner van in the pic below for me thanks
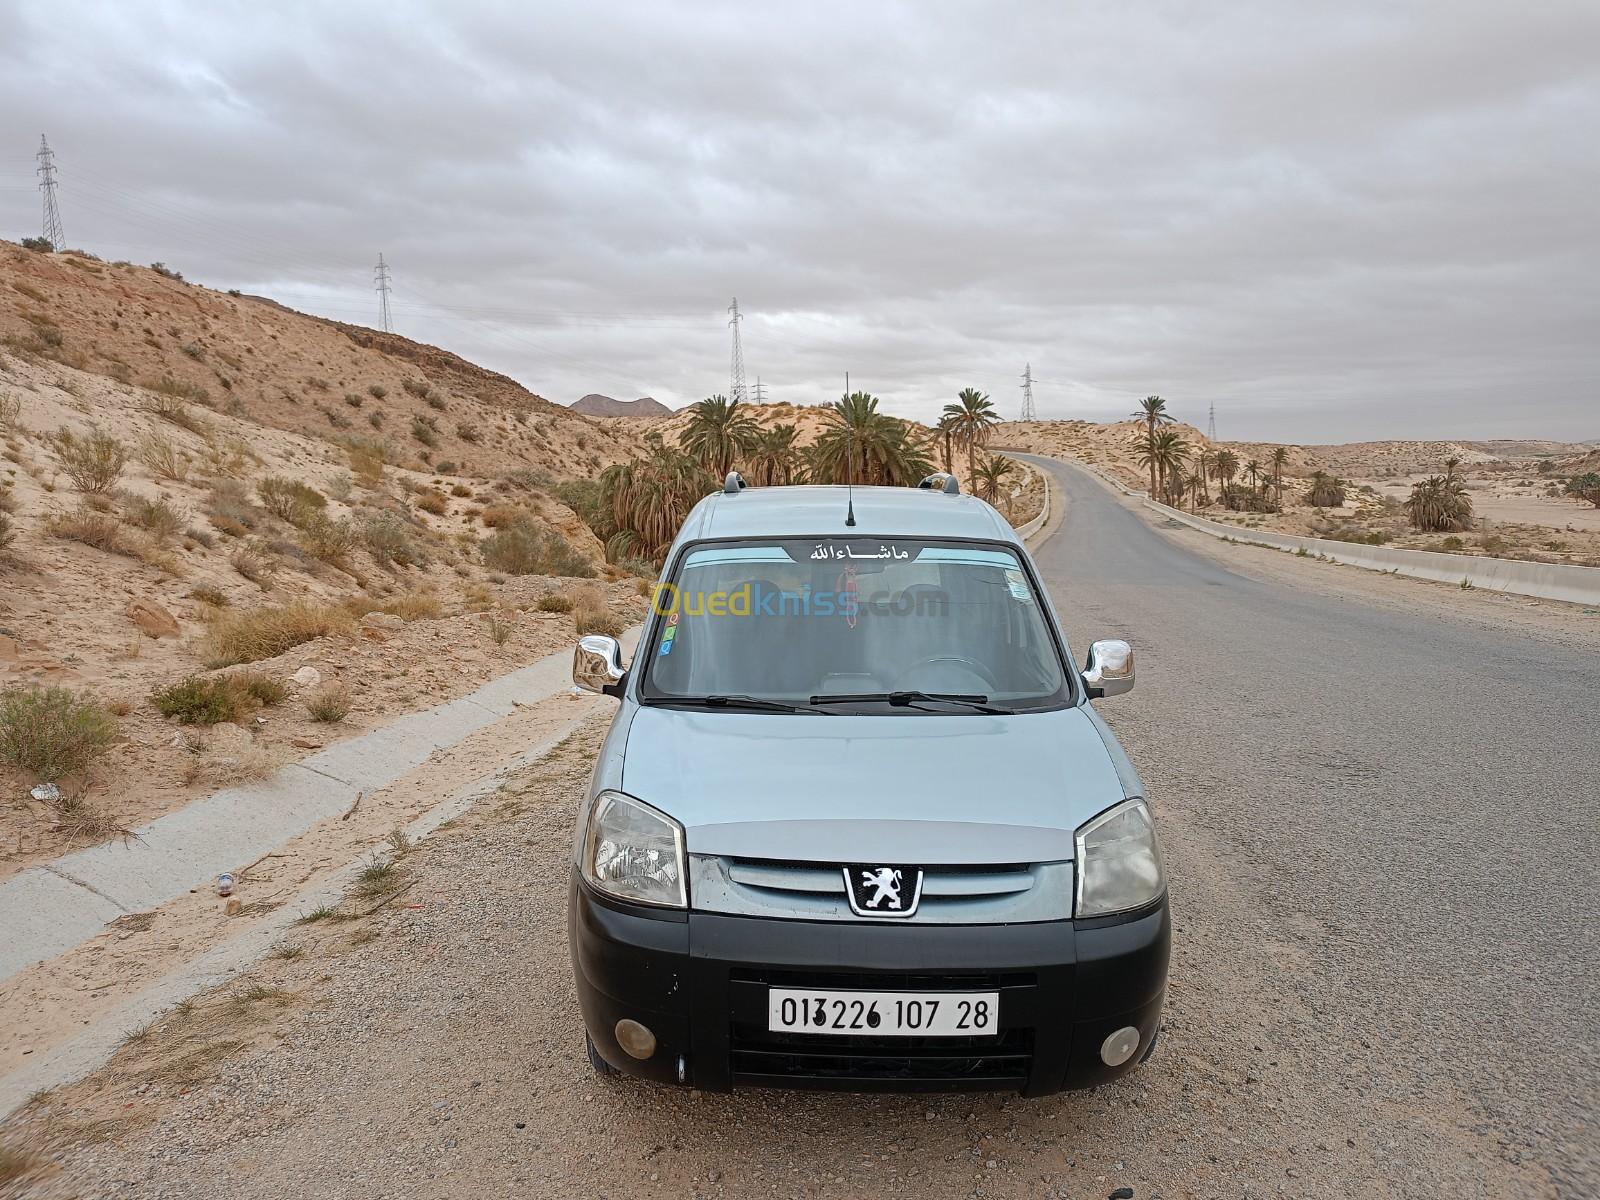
[568,473,1167,1094]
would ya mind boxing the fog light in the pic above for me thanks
[1100,1025,1140,1067]
[614,1018,657,1060]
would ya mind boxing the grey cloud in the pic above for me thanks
[2,0,1595,440]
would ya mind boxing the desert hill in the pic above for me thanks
[570,394,671,419]
[0,239,649,878]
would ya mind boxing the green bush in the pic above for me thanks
[123,493,186,541]
[361,512,424,567]
[154,671,288,724]
[536,592,574,613]
[0,686,120,779]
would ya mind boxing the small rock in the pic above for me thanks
[360,611,404,631]
[290,735,325,750]
[224,898,243,917]
[1109,1189,1135,1200]
[30,782,61,803]
[127,598,181,639]
[291,665,322,688]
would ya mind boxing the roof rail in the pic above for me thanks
[918,472,960,495]
[723,471,747,494]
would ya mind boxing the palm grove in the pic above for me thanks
[558,389,1015,565]
[1128,395,1476,533]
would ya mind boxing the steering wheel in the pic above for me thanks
[892,654,999,691]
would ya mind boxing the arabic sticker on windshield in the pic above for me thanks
[809,542,911,561]
[1004,568,1032,602]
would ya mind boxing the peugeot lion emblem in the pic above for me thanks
[844,864,924,918]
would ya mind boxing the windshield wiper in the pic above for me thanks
[808,691,1011,714]
[668,694,817,713]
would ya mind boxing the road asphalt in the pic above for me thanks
[14,457,1596,1199]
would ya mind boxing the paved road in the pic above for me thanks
[23,458,1597,1199]
[1020,454,1599,1195]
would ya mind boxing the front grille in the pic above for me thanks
[727,968,1036,1088]
[691,855,1072,924]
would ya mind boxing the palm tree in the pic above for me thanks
[1270,447,1290,506]
[809,392,933,486]
[1130,395,1173,495]
[935,413,959,474]
[598,435,716,563]
[681,394,758,477]
[1244,459,1262,490]
[1134,429,1190,502]
[1405,474,1474,532]
[1304,471,1346,508]
[972,453,1017,508]
[749,423,799,486]
[1194,449,1214,505]
[1187,470,1205,511]
[1212,449,1239,488]
[942,388,1000,484]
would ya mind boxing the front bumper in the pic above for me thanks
[568,872,1169,1095]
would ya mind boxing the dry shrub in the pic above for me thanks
[361,512,423,568]
[574,606,625,638]
[345,441,387,487]
[0,391,22,429]
[123,493,186,541]
[152,671,285,725]
[485,611,514,646]
[480,504,521,529]
[230,547,275,584]
[54,425,129,493]
[296,515,358,565]
[47,506,127,553]
[344,592,442,621]
[208,480,263,531]
[257,476,327,526]
[137,431,190,482]
[189,584,230,607]
[481,520,594,577]
[185,745,281,788]
[416,489,449,515]
[450,484,472,498]
[0,685,120,780]
[0,509,13,554]
[203,602,354,667]
[536,592,574,613]
[306,682,352,723]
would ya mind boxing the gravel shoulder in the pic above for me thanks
[4,715,1555,1200]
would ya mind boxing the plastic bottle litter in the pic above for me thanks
[30,783,61,803]
[216,872,236,897]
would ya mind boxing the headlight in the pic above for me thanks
[582,791,687,909]
[1075,798,1165,918]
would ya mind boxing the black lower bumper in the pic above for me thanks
[568,873,1169,1095]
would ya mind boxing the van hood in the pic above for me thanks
[618,704,1128,864]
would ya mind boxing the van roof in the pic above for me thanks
[677,484,1020,545]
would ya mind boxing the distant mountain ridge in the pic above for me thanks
[570,393,671,418]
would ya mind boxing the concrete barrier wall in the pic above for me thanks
[1026,452,1600,607]
[1143,500,1600,605]
[1012,460,1052,545]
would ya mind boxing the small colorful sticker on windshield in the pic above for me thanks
[658,623,677,656]
[838,567,860,629]
[1004,568,1032,602]
[809,542,911,561]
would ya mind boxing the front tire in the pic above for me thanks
[586,1033,618,1077]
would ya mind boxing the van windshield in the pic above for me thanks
[640,538,1069,712]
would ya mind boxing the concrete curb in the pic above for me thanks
[1028,452,1600,606]
[0,632,635,986]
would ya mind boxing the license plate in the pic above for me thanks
[767,988,1000,1037]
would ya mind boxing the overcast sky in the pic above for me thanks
[2,1,1595,442]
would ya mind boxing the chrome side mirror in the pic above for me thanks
[1083,638,1134,698]
[573,634,626,696]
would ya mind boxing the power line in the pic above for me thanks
[36,135,64,250]
[727,296,747,404]
[752,376,768,404]
[1020,362,1036,421]
[374,253,393,334]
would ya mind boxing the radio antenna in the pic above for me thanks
[844,374,857,528]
